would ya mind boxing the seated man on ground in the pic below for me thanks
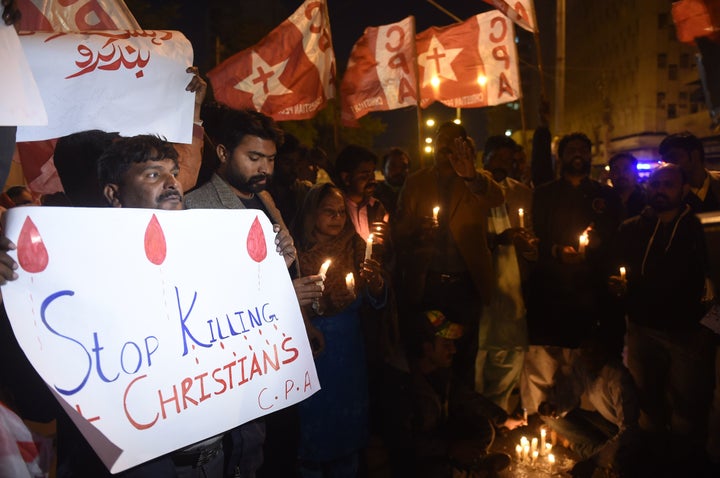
[382,309,523,477]
[538,339,643,477]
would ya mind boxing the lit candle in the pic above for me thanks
[531,437,538,454]
[545,443,552,455]
[518,208,525,228]
[619,266,626,280]
[523,444,530,462]
[578,232,589,254]
[515,444,522,461]
[532,450,539,463]
[345,273,355,294]
[548,453,555,466]
[540,427,546,455]
[318,259,331,279]
[365,234,374,261]
[520,436,529,447]
[523,408,528,424]
[432,206,440,224]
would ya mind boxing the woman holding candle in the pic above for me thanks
[292,183,386,478]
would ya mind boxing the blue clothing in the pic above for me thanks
[298,297,369,463]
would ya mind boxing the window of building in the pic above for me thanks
[668,104,677,119]
[657,92,666,108]
[658,53,667,68]
[669,64,678,80]
[680,53,691,68]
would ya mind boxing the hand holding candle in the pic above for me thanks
[313,259,331,315]
[578,231,589,254]
[345,273,355,294]
[365,234,374,261]
[318,259,331,280]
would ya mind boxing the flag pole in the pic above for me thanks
[426,0,462,22]
[410,16,425,170]
[530,4,547,101]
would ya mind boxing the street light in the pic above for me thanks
[426,118,436,127]
[453,118,461,125]
[424,145,433,154]
[425,137,433,144]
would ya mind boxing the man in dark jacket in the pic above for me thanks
[611,163,714,473]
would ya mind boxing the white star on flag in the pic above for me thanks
[417,35,462,88]
[233,51,291,110]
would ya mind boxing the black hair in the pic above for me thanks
[658,132,705,163]
[608,152,638,169]
[483,135,518,165]
[558,132,592,158]
[54,130,120,204]
[334,144,378,187]
[381,147,409,169]
[97,135,178,187]
[207,105,284,155]
[5,185,29,200]
[435,121,468,140]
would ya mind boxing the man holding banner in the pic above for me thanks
[0,130,322,476]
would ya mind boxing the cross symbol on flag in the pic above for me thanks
[417,35,462,87]
[233,51,291,111]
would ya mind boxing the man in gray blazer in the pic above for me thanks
[184,107,320,478]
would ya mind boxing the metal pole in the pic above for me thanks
[426,0,462,22]
[555,0,566,134]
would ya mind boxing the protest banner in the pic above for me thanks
[1,207,319,473]
[0,23,47,127]
[16,30,194,144]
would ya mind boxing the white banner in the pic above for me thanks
[0,24,47,126]
[1,207,319,473]
[16,30,194,143]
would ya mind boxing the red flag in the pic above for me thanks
[672,0,720,44]
[340,16,418,126]
[17,0,140,31]
[208,0,336,121]
[482,0,536,33]
[416,11,521,109]
[14,0,140,195]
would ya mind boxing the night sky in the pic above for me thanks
[171,0,539,160]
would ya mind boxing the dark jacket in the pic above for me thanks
[614,205,707,331]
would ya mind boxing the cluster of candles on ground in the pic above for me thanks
[514,427,555,467]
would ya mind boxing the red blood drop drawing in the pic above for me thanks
[144,214,167,265]
[247,216,267,263]
[17,217,49,273]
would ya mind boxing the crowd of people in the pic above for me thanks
[2,4,720,478]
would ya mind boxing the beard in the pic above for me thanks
[562,156,591,176]
[650,194,679,212]
[226,169,271,194]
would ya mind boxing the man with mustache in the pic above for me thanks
[610,163,713,474]
[184,107,319,478]
[521,133,622,416]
